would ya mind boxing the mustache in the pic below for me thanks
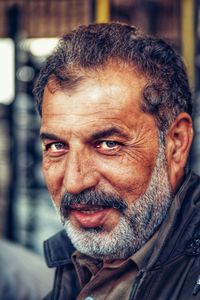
[60,190,128,219]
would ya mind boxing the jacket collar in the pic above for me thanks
[148,171,200,268]
[44,229,75,267]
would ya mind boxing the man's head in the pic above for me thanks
[34,23,193,260]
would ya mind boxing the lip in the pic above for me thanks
[69,205,113,228]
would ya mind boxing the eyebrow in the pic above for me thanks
[40,126,129,143]
[89,127,129,141]
[40,132,61,141]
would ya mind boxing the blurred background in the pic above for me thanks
[0,0,199,256]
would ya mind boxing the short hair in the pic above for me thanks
[33,22,192,133]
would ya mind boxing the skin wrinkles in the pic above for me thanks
[41,117,155,165]
[42,115,157,202]
[42,122,155,194]
[41,65,163,258]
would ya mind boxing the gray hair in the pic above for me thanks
[33,23,192,133]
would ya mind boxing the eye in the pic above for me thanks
[50,142,65,151]
[96,140,121,153]
[44,142,67,156]
[99,141,118,149]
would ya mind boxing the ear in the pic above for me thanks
[165,112,193,192]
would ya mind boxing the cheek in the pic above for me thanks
[99,158,155,201]
[42,160,65,204]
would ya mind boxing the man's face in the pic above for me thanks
[41,65,172,259]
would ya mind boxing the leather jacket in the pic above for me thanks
[43,171,200,299]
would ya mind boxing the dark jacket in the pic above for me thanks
[43,171,200,300]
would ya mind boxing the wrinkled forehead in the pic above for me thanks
[45,59,147,98]
[41,79,157,147]
[41,63,158,149]
[42,62,148,118]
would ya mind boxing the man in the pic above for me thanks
[33,23,200,299]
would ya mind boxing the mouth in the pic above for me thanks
[70,204,107,212]
[67,204,116,228]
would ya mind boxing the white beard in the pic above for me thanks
[59,144,172,260]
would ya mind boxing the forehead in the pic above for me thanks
[42,64,146,115]
[41,65,149,132]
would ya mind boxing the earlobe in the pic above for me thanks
[166,112,193,191]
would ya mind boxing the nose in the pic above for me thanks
[63,147,100,194]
